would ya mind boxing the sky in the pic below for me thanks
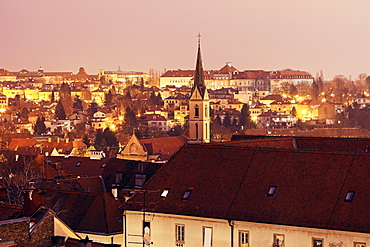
[0,0,369,80]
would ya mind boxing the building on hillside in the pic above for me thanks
[122,140,370,247]
[0,94,8,111]
[137,114,171,133]
[117,133,188,162]
[144,106,169,119]
[159,70,195,88]
[188,38,210,143]
[257,111,297,129]
[270,100,296,115]
[230,69,270,91]
[173,104,189,125]
[163,93,189,113]
[295,99,322,121]
[98,69,148,84]
[0,69,17,82]
[270,69,314,94]
[352,97,370,108]
[214,108,241,125]
[63,67,98,83]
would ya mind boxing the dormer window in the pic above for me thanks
[101,163,107,168]
[182,190,192,200]
[161,189,170,198]
[344,191,355,202]
[266,186,278,197]
[76,161,82,167]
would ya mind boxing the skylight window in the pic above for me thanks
[266,186,278,197]
[75,162,82,167]
[160,189,170,198]
[344,191,355,202]
[182,190,192,200]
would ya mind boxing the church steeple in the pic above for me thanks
[188,34,210,144]
[191,34,206,98]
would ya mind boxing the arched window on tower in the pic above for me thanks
[195,105,199,118]
[205,105,208,118]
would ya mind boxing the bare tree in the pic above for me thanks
[1,154,43,205]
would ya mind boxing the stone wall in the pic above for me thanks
[0,219,30,244]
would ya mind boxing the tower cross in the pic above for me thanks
[197,33,201,43]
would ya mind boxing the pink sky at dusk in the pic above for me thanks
[0,0,369,80]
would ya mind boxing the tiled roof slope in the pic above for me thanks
[0,204,23,221]
[44,191,122,234]
[46,156,110,177]
[228,136,370,153]
[38,176,106,193]
[124,144,370,233]
[139,135,188,160]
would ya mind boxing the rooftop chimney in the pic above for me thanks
[23,189,45,217]
[79,236,92,247]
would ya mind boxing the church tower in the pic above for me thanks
[188,35,210,143]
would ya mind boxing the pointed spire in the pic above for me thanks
[192,33,206,97]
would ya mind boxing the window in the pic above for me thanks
[161,189,170,198]
[267,186,278,197]
[345,191,355,202]
[203,227,213,247]
[182,190,192,200]
[176,224,185,244]
[239,231,249,247]
[354,243,366,247]
[143,222,151,247]
[273,234,285,247]
[101,163,107,168]
[76,161,82,167]
[195,104,199,117]
[313,238,323,247]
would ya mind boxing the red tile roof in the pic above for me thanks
[0,204,23,221]
[44,191,122,234]
[139,135,188,160]
[124,142,370,233]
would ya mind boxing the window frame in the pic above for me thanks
[239,230,249,247]
[273,233,285,247]
[203,226,213,247]
[267,186,278,197]
[345,191,355,202]
[175,224,185,244]
[313,237,324,247]
[354,243,366,247]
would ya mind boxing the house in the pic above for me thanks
[163,93,189,113]
[122,141,370,247]
[270,69,314,94]
[257,111,297,129]
[230,70,270,92]
[270,100,296,115]
[0,198,80,247]
[0,69,17,82]
[214,108,241,125]
[173,104,189,125]
[137,113,171,133]
[117,133,188,162]
[98,69,148,84]
[295,99,322,121]
[159,69,195,88]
